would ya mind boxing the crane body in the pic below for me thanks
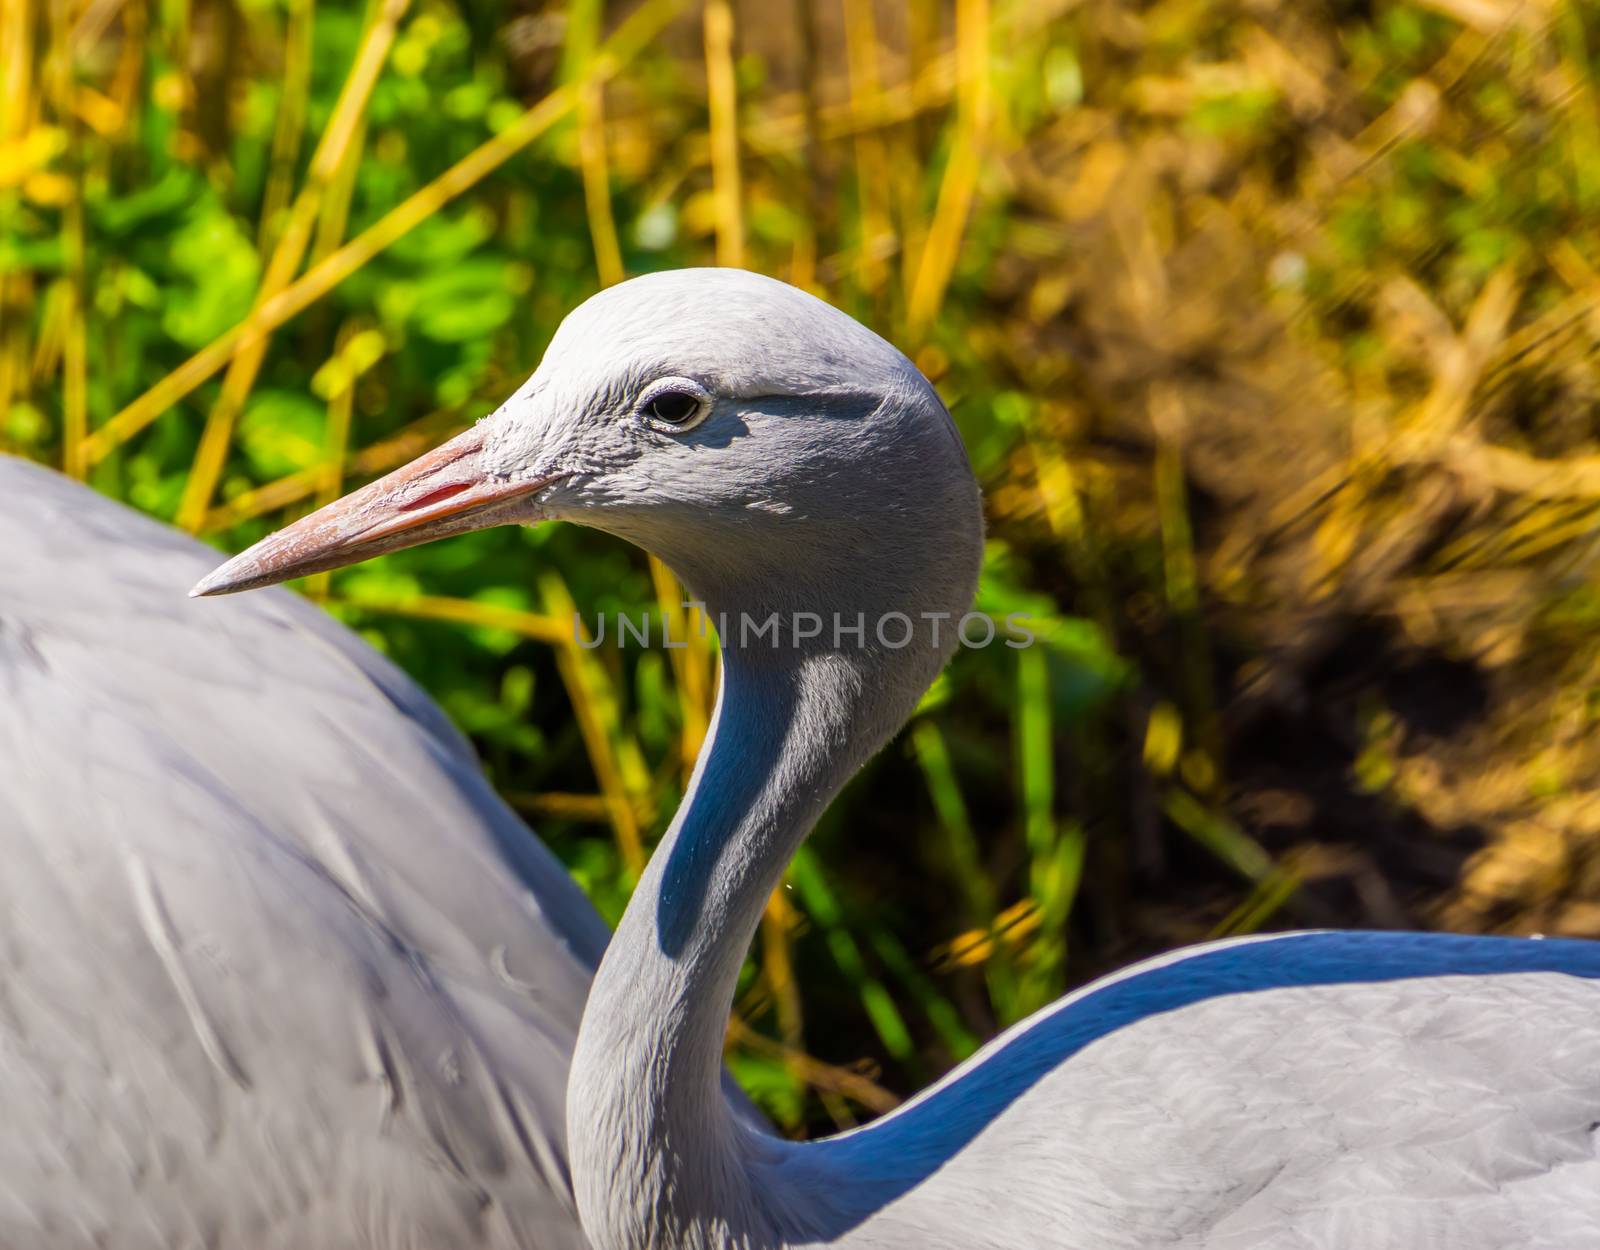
[1,456,600,1248]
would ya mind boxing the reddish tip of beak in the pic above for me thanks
[190,425,560,597]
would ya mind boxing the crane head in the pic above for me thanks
[192,268,981,633]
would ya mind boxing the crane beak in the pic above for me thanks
[190,424,561,597]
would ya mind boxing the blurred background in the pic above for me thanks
[5,0,1600,1134]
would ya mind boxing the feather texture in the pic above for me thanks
[0,455,601,1248]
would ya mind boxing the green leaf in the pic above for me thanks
[237,390,326,477]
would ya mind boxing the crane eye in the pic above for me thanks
[647,391,702,424]
[639,380,711,431]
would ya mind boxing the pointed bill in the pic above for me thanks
[191,425,562,597]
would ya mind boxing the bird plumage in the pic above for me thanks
[19,266,1600,1250]
[781,931,1600,1248]
[0,454,600,1248]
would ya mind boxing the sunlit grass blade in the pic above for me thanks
[539,570,654,879]
[726,1015,899,1116]
[201,407,465,532]
[257,0,314,254]
[1209,851,1308,940]
[504,791,614,823]
[1015,644,1085,1009]
[910,718,993,921]
[1162,789,1277,885]
[302,327,364,599]
[867,928,979,1062]
[789,847,915,1065]
[906,0,989,340]
[840,0,890,294]
[566,0,623,287]
[703,0,743,269]
[648,555,712,780]
[47,0,88,479]
[174,0,407,530]
[332,590,572,645]
[84,0,684,466]
[759,888,805,1088]
[333,583,653,879]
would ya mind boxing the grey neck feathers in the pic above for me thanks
[567,399,982,1250]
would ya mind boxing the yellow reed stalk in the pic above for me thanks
[722,0,1050,163]
[0,273,28,446]
[504,791,614,822]
[906,0,990,341]
[85,93,568,465]
[906,0,940,127]
[309,112,368,266]
[1030,437,1088,552]
[755,0,1128,161]
[307,0,409,184]
[1,0,34,145]
[0,328,13,452]
[58,259,87,480]
[725,1015,899,1114]
[203,465,321,530]
[0,0,31,448]
[69,0,128,52]
[579,77,624,286]
[1303,265,1519,588]
[48,0,87,479]
[840,0,890,293]
[567,0,623,286]
[318,370,356,509]
[201,409,467,532]
[1438,441,1600,502]
[304,336,358,601]
[175,0,406,531]
[333,590,571,644]
[795,0,822,233]
[1030,434,1118,631]
[894,145,927,315]
[539,571,653,879]
[174,191,321,526]
[258,0,315,255]
[162,0,197,144]
[29,279,64,379]
[1208,850,1310,940]
[72,84,122,136]
[788,224,819,293]
[932,898,1042,971]
[760,891,805,1082]
[648,554,711,781]
[703,0,743,268]
[741,39,956,157]
[1406,265,1520,445]
[84,0,682,467]
[0,0,34,438]
[103,0,144,132]
[1435,497,1592,570]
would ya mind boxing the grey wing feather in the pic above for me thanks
[0,455,604,1248]
[793,932,1600,1249]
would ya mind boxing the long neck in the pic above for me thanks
[567,628,935,1250]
